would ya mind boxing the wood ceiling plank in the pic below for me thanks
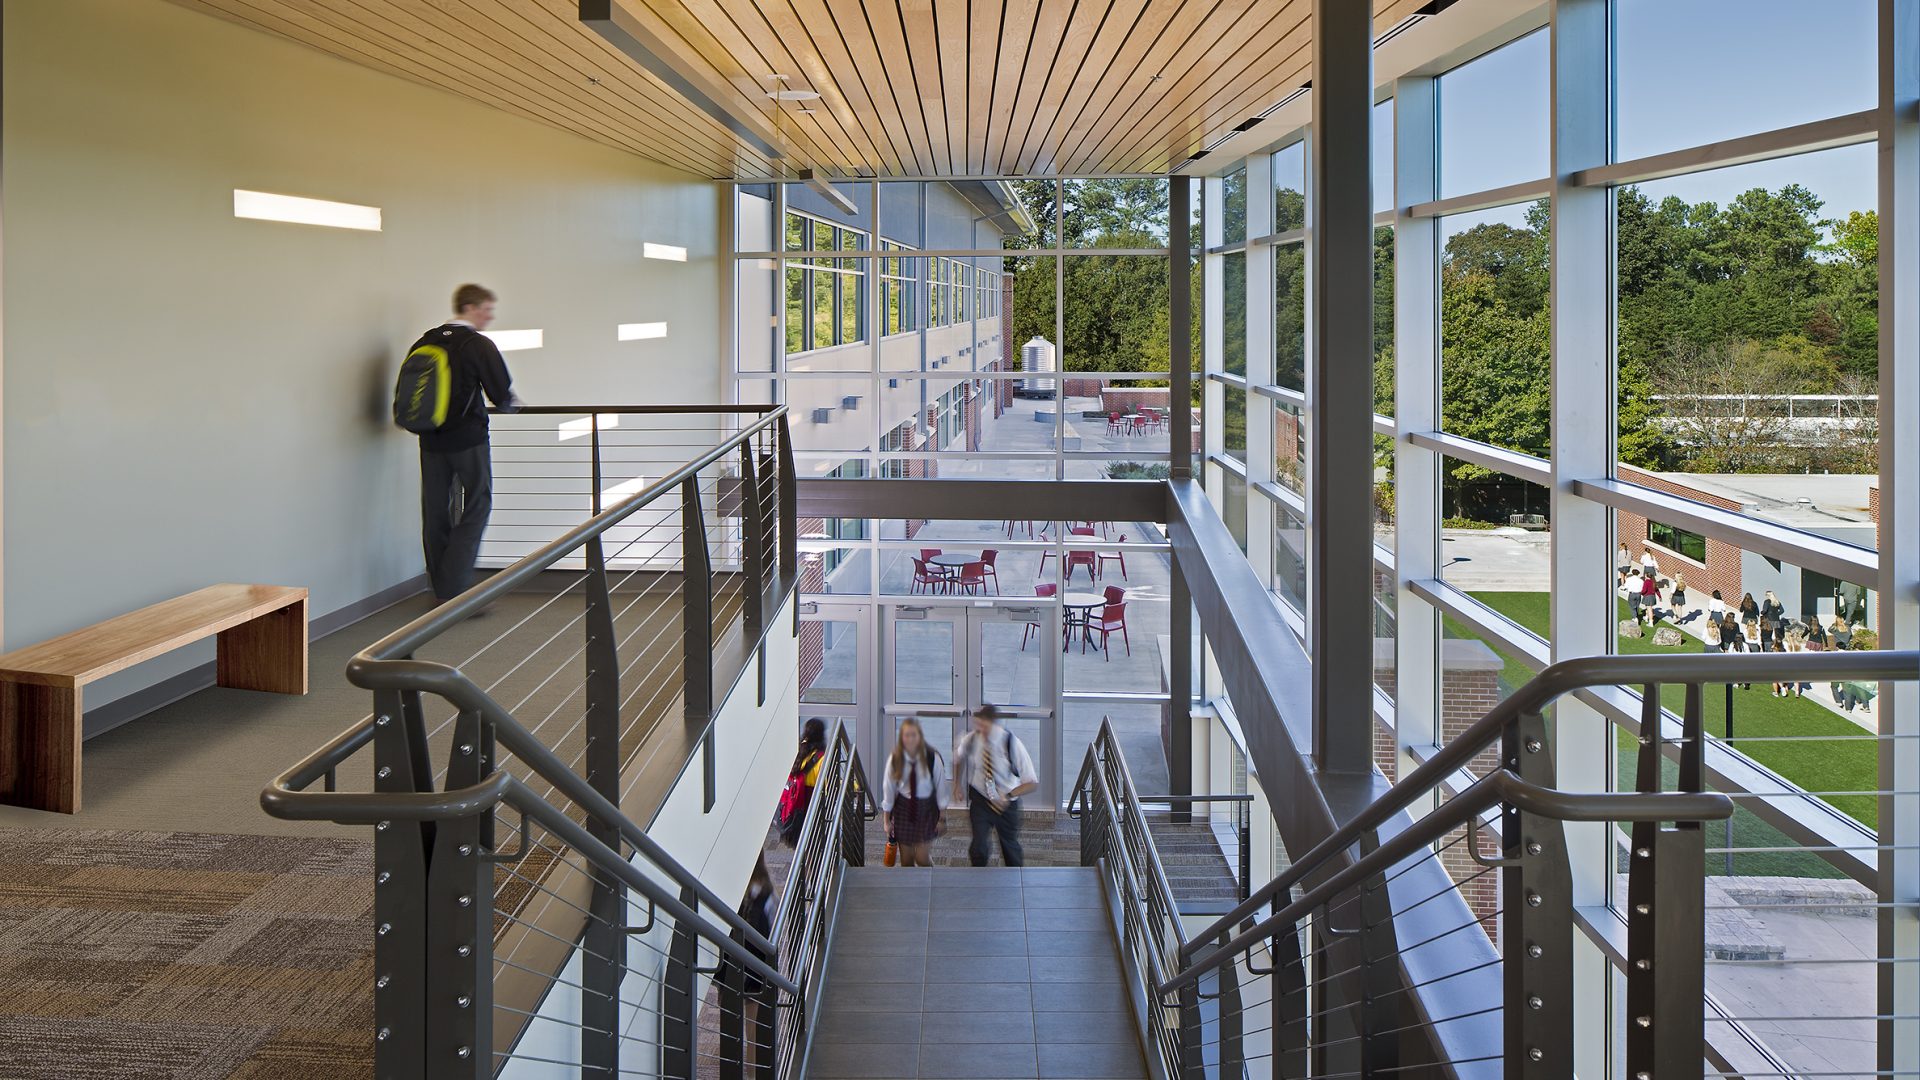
[334,0,740,171]
[898,0,953,174]
[1064,0,1283,174]
[175,0,720,173]
[935,0,971,176]
[1043,0,1193,174]
[813,0,921,175]
[1100,3,1310,174]
[983,0,1040,175]
[678,0,893,175]
[1013,0,1128,174]
[1050,0,1242,174]
[608,0,860,173]
[996,0,1076,174]
[964,0,1005,174]
[1114,33,1309,174]
[769,0,911,174]
[859,0,937,174]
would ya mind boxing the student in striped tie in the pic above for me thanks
[953,705,1040,867]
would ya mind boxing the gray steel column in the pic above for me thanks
[1308,0,1377,773]
[1880,0,1920,1071]
[1170,551,1193,802]
[582,536,624,1076]
[1171,176,1194,480]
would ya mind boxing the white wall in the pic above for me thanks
[2,0,724,708]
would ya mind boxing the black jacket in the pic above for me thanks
[414,323,517,453]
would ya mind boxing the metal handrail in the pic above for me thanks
[1070,719,1190,975]
[1178,647,1918,961]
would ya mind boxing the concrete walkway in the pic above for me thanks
[808,866,1148,1079]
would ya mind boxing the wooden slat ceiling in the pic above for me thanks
[168,0,1430,179]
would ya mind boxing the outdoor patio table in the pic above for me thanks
[1061,591,1105,650]
[927,553,975,571]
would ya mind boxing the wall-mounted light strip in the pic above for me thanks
[233,189,381,231]
[642,242,688,262]
[618,322,669,341]
[559,414,621,441]
[483,329,544,352]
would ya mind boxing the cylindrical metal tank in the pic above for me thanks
[1017,336,1056,398]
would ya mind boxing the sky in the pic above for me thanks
[1422,1,1876,230]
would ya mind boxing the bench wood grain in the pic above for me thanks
[0,584,308,813]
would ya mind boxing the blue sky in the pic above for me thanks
[1426,1,1876,231]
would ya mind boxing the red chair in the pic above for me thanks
[955,561,988,595]
[1087,602,1130,658]
[911,557,948,595]
[1096,535,1129,580]
[979,549,1001,594]
[1064,548,1097,583]
[1107,411,1126,435]
[1103,584,1126,606]
[1022,583,1058,649]
[919,548,942,560]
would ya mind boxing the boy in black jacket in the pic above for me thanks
[415,283,520,601]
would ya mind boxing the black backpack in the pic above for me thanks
[393,325,473,433]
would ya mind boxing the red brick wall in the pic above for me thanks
[1616,465,1744,604]
[1063,376,1104,398]
[1870,484,1882,553]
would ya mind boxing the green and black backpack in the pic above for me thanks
[392,326,471,433]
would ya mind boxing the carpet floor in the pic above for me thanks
[0,828,374,1079]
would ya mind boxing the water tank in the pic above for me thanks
[1017,336,1056,398]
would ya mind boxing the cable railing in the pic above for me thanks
[260,404,801,1078]
[1089,648,1915,1079]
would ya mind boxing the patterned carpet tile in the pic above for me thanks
[0,828,376,1079]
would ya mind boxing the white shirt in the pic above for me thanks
[1640,551,1657,573]
[956,725,1039,801]
[1617,547,1631,567]
[1708,597,1725,618]
[880,749,949,813]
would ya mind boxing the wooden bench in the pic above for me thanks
[0,583,308,813]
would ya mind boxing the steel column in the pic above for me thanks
[663,884,699,1080]
[1307,0,1379,774]
[1170,175,1194,480]
[1169,553,1194,814]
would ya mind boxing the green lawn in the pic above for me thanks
[1441,591,1874,878]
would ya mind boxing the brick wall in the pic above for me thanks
[1870,484,1882,554]
[1616,465,1744,603]
[1062,376,1104,398]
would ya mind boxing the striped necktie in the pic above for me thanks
[982,735,997,800]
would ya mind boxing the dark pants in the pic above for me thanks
[421,444,493,601]
[968,791,1023,867]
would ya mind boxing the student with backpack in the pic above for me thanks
[952,705,1039,867]
[393,284,521,602]
[776,719,827,847]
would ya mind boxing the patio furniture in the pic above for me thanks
[1107,411,1126,435]
[1064,547,1097,583]
[1103,584,1126,606]
[950,560,985,595]
[1061,591,1106,651]
[1087,601,1130,658]
[1130,413,1150,437]
[1021,583,1059,650]
[911,557,950,594]
[979,549,1001,594]
[1096,535,1129,580]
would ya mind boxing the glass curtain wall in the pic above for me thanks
[1197,2,1912,1075]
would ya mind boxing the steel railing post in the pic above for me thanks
[1273,920,1309,1079]
[663,883,699,1080]
[740,439,767,642]
[1626,683,1710,1077]
[427,707,491,1077]
[1216,929,1245,1076]
[775,413,797,582]
[371,689,429,1079]
[719,929,748,1080]
[1504,708,1574,1078]
[682,475,716,811]
[583,534,625,1076]
[1177,981,1206,1080]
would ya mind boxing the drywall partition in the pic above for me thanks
[2,0,723,714]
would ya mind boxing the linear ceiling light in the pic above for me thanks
[642,242,688,261]
[619,322,668,341]
[233,189,381,231]
[483,329,544,352]
[799,170,859,216]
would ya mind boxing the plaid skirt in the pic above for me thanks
[892,793,941,845]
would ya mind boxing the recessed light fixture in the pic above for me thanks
[770,89,821,101]
[482,329,544,352]
[642,242,687,262]
[233,189,381,231]
[618,322,668,341]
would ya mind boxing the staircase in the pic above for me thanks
[1144,815,1241,914]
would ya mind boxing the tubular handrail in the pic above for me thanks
[356,405,788,662]
[1159,769,1732,997]
[1178,647,1919,960]
[1069,720,1186,948]
[260,405,797,1022]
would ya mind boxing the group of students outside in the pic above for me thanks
[776,707,1040,868]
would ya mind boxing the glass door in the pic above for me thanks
[798,600,871,749]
